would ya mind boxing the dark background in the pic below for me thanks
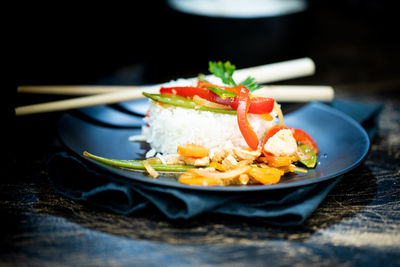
[15,0,397,85]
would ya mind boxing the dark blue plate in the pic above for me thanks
[117,99,149,117]
[58,102,370,192]
[77,105,144,128]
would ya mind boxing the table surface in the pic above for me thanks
[5,5,400,267]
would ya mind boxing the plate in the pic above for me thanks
[58,102,370,192]
[117,99,149,117]
[77,105,144,128]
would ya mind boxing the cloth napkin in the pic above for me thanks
[47,100,382,225]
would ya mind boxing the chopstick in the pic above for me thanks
[17,85,141,95]
[15,85,334,116]
[15,58,334,116]
[15,85,159,116]
[251,85,334,102]
[18,58,315,96]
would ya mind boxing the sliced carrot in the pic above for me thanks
[177,144,209,158]
[259,154,297,168]
[248,167,284,184]
[179,171,221,186]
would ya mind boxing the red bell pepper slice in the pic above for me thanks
[291,128,319,154]
[160,86,213,100]
[248,97,275,114]
[197,82,274,113]
[197,81,241,94]
[237,85,259,150]
[160,86,274,114]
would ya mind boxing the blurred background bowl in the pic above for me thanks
[147,0,313,82]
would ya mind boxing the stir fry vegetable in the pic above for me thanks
[296,144,317,168]
[83,151,195,172]
[143,92,237,115]
[159,85,274,114]
[177,144,209,158]
[237,85,259,150]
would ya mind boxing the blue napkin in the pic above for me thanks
[331,99,382,139]
[47,100,382,225]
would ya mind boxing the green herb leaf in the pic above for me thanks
[208,61,262,92]
[239,76,263,92]
[209,61,237,86]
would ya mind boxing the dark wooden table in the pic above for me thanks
[4,4,400,266]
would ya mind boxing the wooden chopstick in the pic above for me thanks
[15,58,326,116]
[18,58,315,96]
[15,85,334,116]
[17,85,141,95]
[15,85,159,116]
[251,85,334,102]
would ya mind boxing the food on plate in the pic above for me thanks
[84,61,318,186]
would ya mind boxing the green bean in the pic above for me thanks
[142,93,237,115]
[296,144,317,168]
[206,86,237,99]
[83,151,195,172]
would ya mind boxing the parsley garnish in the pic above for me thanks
[238,76,263,92]
[208,61,262,92]
[209,61,237,86]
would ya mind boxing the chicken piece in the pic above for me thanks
[211,148,227,162]
[222,154,238,169]
[165,154,185,165]
[179,156,210,167]
[233,147,262,161]
[263,129,297,156]
[194,157,211,166]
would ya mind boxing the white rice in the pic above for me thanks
[159,76,225,88]
[143,101,276,155]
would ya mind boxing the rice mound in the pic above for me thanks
[143,101,276,155]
